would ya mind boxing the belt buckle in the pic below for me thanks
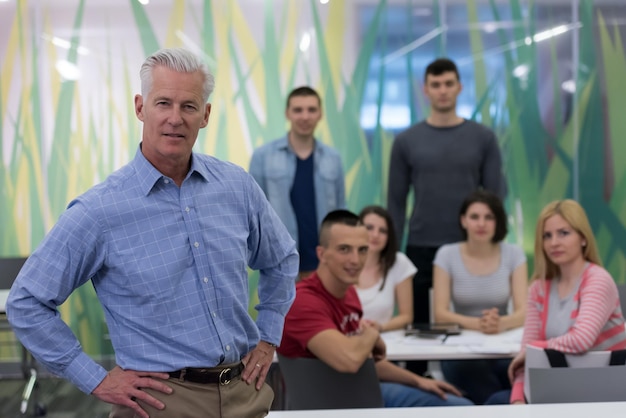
[219,367,232,385]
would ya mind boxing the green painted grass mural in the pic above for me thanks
[1,0,625,360]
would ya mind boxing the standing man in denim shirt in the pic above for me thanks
[250,86,345,280]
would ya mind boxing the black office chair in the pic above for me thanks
[617,283,626,317]
[0,257,46,417]
[277,355,384,410]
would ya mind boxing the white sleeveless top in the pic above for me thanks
[356,252,417,324]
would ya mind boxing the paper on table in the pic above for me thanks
[402,335,445,346]
[496,327,524,343]
[381,330,406,341]
[443,327,523,345]
[443,334,485,346]
[464,344,518,354]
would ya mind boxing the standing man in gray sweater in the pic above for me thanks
[387,58,505,373]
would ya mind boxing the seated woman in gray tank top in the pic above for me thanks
[432,190,527,404]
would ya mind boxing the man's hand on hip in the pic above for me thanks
[242,340,276,390]
[92,366,172,418]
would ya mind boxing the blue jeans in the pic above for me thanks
[484,389,512,405]
[441,358,511,404]
[380,382,473,407]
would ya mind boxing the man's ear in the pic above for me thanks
[134,94,144,121]
[316,245,325,263]
[201,103,211,128]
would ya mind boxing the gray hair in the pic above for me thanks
[140,48,215,103]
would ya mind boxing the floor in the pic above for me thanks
[0,377,111,418]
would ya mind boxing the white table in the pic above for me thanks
[267,401,626,418]
[272,328,522,363]
[382,328,522,361]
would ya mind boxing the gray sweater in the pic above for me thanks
[387,120,505,247]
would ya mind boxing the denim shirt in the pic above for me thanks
[249,135,345,244]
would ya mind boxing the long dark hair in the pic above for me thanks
[358,205,398,291]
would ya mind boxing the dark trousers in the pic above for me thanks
[441,358,512,404]
[405,245,440,376]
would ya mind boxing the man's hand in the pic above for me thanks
[508,351,526,384]
[372,335,387,362]
[242,340,276,390]
[415,376,463,400]
[360,320,386,361]
[479,308,501,334]
[91,366,172,418]
[361,318,384,332]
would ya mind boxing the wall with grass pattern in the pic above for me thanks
[1,0,625,360]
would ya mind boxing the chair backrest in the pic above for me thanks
[0,257,28,313]
[617,283,626,316]
[277,355,384,410]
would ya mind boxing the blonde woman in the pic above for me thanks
[489,200,626,404]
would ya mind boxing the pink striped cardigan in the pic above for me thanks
[510,263,626,403]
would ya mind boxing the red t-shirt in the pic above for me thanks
[277,272,362,358]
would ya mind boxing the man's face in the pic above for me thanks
[134,66,211,169]
[423,71,462,113]
[317,224,369,288]
[285,95,322,138]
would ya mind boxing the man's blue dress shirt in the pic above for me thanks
[7,147,298,394]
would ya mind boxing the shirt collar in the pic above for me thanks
[132,144,209,196]
[278,134,321,153]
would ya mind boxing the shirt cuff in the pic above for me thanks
[510,381,525,403]
[529,340,549,349]
[256,309,286,347]
[63,351,109,394]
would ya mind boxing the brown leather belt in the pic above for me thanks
[168,363,244,385]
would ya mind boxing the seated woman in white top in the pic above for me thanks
[356,205,417,332]
[433,190,528,404]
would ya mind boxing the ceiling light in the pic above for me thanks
[533,25,568,43]
[561,79,576,94]
[513,64,530,78]
[55,60,81,80]
[299,33,311,52]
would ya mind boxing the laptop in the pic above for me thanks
[404,322,461,338]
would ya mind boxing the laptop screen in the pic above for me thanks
[0,257,28,313]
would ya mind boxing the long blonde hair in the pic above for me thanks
[532,199,602,280]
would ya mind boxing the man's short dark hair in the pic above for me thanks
[286,86,322,110]
[319,210,361,247]
[424,58,460,83]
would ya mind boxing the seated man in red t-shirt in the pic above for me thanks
[278,210,472,407]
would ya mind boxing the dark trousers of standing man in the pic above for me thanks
[405,245,440,376]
